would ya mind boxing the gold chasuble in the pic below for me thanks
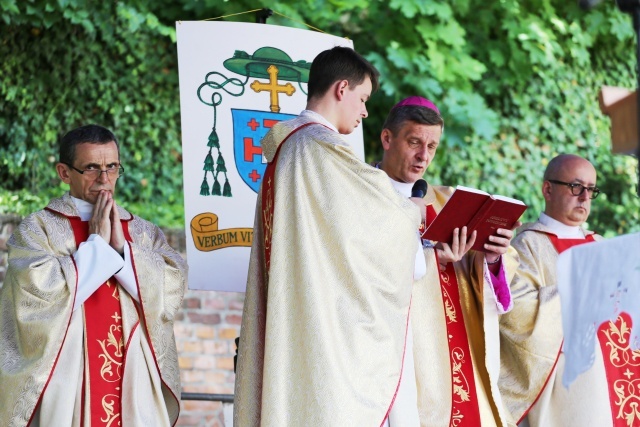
[413,185,518,427]
[499,222,640,427]
[0,194,186,427]
[234,115,422,426]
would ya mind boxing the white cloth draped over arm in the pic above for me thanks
[114,240,139,302]
[72,236,138,311]
[70,193,139,310]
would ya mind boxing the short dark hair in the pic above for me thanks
[59,124,119,165]
[382,105,444,135]
[307,46,379,100]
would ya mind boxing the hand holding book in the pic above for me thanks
[482,223,521,273]
[434,226,477,271]
[423,186,527,253]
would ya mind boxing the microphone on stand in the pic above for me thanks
[411,179,428,198]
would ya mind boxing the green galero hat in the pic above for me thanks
[223,47,311,83]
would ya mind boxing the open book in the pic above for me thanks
[423,185,527,252]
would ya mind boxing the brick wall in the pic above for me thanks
[0,214,243,427]
[168,226,243,427]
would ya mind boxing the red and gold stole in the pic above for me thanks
[424,206,481,426]
[548,234,640,427]
[69,217,128,427]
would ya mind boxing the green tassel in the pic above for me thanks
[200,177,210,196]
[223,178,232,197]
[203,151,214,171]
[216,155,227,173]
[212,177,221,196]
[208,129,220,148]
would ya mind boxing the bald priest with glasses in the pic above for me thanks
[497,154,634,427]
[0,124,186,427]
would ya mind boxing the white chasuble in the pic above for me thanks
[0,193,186,427]
[234,114,421,426]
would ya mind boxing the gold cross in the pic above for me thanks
[250,65,295,113]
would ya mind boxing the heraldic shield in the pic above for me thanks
[232,108,295,193]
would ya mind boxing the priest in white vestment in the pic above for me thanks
[0,124,186,427]
[378,96,519,427]
[499,154,640,427]
[234,47,423,426]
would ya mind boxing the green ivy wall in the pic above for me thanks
[1,0,638,236]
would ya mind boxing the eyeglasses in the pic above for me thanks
[65,163,125,180]
[547,179,600,199]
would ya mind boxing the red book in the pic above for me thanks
[423,185,527,252]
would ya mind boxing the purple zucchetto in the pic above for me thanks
[393,96,440,115]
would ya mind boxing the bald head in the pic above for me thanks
[542,154,597,226]
[543,154,593,182]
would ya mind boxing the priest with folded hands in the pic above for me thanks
[0,124,186,427]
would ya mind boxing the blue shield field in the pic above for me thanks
[232,109,296,193]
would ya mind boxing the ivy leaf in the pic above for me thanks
[0,0,20,15]
[389,0,429,19]
[423,2,453,20]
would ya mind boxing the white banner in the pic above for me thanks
[176,21,363,291]
[557,232,640,387]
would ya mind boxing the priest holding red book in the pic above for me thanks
[377,96,520,426]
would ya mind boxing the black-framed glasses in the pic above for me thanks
[65,163,125,180]
[547,179,600,199]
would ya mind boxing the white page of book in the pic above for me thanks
[455,185,524,205]
[455,185,489,195]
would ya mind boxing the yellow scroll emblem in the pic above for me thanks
[190,212,253,251]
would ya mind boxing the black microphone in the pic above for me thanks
[411,179,428,198]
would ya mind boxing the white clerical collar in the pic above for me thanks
[387,177,414,198]
[539,212,585,238]
[71,195,94,221]
[300,109,338,133]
